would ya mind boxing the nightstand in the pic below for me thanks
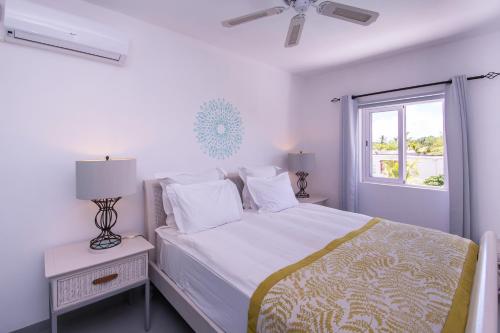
[44,236,154,333]
[298,195,329,206]
[497,239,500,294]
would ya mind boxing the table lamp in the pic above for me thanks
[76,156,136,250]
[288,151,316,198]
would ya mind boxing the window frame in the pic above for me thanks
[360,95,447,190]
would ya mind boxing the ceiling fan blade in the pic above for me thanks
[317,1,379,26]
[222,7,287,28]
[285,14,306,48]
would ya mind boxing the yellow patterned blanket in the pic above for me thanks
[248,218,478,333]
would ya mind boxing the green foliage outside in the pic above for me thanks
[381,161,444,187]
[373,135,443,156]
[374,134,445,187]
[380,160,419,181]
[423,175,445,186]
[381,160,399,178]
[372,135,398,151]
[407,135,444,155]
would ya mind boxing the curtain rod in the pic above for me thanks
[330,72,499,103]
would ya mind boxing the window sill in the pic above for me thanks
[360,181,448,192]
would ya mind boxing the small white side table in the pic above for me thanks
[496,239,500,294]
[298,195,329,206]
[44,237,154,333]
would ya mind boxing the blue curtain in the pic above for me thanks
[445,75,471,239]
[340,95,359,212]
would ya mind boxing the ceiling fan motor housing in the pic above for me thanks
[284,0,318,13]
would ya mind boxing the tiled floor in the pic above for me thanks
[20,290,500,332]
[32,287,193,333]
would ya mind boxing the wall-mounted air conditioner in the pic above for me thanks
[3,0,129,65]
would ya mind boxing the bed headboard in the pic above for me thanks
[143,173,244,263]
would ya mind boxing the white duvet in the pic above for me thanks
[156,204,372,332]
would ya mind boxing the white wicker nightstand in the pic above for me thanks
[297,195,329,206]
[44,237,154,333]
[497,239,500,294]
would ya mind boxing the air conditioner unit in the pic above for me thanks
[3,0,129,65]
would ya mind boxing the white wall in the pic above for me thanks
[296,29,500,240]
[0,0,303,331]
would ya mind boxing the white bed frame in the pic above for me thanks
[143,178,497,333]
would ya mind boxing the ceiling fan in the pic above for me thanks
[222,0,379,48]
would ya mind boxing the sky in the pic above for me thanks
[371,100,444,142]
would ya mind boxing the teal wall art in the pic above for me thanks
[194,98,244,160]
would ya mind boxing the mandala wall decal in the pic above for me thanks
[194,98,244,160]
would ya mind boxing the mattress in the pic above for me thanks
[156,203,371,333]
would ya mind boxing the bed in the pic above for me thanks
[144,175,497,333]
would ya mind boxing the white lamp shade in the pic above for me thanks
[288,152,316,173]
[76,158,136,200]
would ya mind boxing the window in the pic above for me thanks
[361,96,446,188]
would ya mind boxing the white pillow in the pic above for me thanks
[166,180,243,234]
[158,168,226,225]
[238,166,280,209]
[246,172,299,213]
[164,215,177,229]
[155,168,226,183]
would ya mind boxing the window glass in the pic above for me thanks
[405,100,445,187]
[371,110,399,179]
[362,96,446,189]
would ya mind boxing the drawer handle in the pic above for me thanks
[92,273,118,285]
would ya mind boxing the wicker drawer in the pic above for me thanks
[52,253,147,311]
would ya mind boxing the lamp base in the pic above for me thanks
[295,191,310,199]
[90,197,122,250]
[90,230,121,250]
[295,171,310,198]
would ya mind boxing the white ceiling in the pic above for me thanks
[85,0,500,73]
